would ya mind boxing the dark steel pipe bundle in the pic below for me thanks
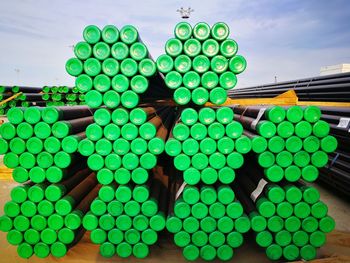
[228,72,350,102]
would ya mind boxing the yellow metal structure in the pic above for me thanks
[0,92,22,106]
[206,90,350,107]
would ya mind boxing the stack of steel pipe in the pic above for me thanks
[66,25,175,258]
[0,106,99,258]
[234,162,335,261]
[231,105,337,183]
[314,106,350,197]
[66,24,172,109]
[41,86,85,106]
[156,22,246,105]
[0,86,45,114]
[0,23,341,262]
[228,72,350,102]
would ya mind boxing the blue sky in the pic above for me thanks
[0,0,349,88]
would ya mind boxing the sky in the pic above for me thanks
[0,0,350,89]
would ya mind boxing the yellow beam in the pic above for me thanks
[206,90,299,106]
[0,92,23,106]
[297,101,350,107]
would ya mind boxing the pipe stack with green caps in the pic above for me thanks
[41,86,85,107]
[0,170,99,258]
[234,163,335,261]
[68,25,174,258]
[66,25,171,109]
[0,86,45,115]
[232,105,337,182]
[165,106,252,261]
[156,22,246,105]
[166,181,250,261]
[0,106,101,258]
[82,177,168,258]
[1,106,93,184]
[166,107,249,185]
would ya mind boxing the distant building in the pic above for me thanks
[320,64,350,76]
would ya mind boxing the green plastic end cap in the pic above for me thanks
[142,229,158,245]
[183,244,199,261]
[266,244,282,260]
[7,107,24,124]
[51,242,67,258]
[175,22,192,40]
[83,213,98,231]
[229,55,247,74]
[257,199,276,218]
[174,201,190,219]
[303,186,320,204]
[121,90,139,109]
[277,121,294,138]
[42,107,60,124]
[285,165,301,182]
[130,75,149,94]
[65,58,83,76]
[313,120,330,138]
[227,152,244,169]
[156,54,174,73]
[139,58,156,77]
[304,106,321,123]
[116,186,132,203]
[266,106,286,124]
[166,216,182,233]
[74,41,92,60]
[165,38,183,57]
[120,25,138,44]
[218,167,235,184]
[283,244,299,261]
[183,167,200,185]
[267,186,285,204]
[17,243,33,259]
[210,87,227,105]
[174,87,191,105]
[321,135,337,153]
[216,107,234,124]
[133,243,149,259]
[310,230,326,247]
[251,214,267,232]
[287,106,304,123]
[300,245,317,261]
[193,22,210,40]
[265,165,284,182]
[87,154,104,171]
[55,198,73,216]
[311,151,328,168]
[47,214,64,231]
[131,167,148,184]
[34,242,50,258]
[52,122,70,138]
[226,121,243,139]
[220,39,238,57]
[85,90,103,108]
[211,22,229,40]
[103,90,120,109]
[83,25,101,44]
[256,230,273,247]
[319,216,335,233]
[257,121,276,138]
[116,242,132,258]
[93,42,111,60]
[165,71,182,90]
[181,108,198,126]
[227,232,243,248]
[93,74,111,92]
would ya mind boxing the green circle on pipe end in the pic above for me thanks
[304,106,321,123]
[295,121,312,138]
[300,245,317,261]
[287,106,303,123]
